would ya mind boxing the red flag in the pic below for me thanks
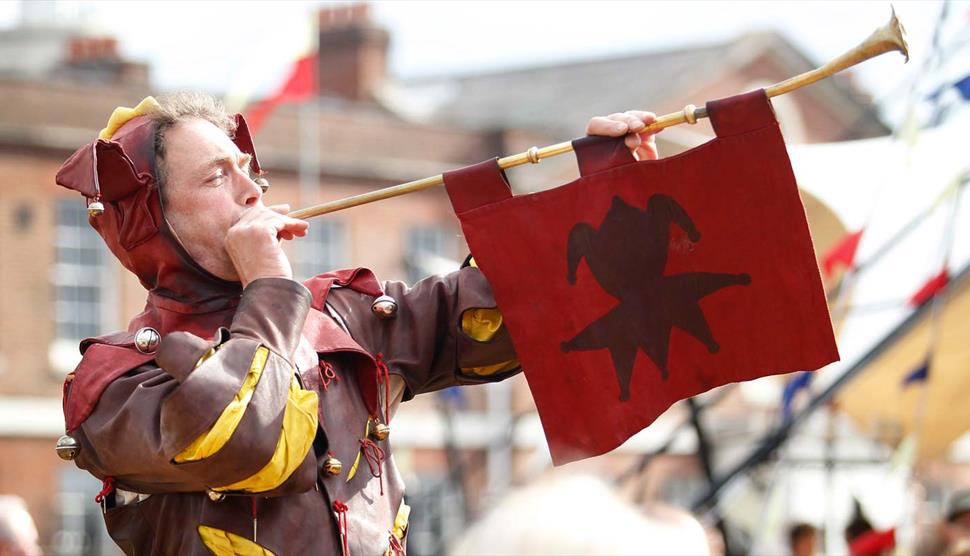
[909,268,949,306]
[244,54,318,134]
[848,528,895,556]
[822,229,864,278]
[444,90,839,464]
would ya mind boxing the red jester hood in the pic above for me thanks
[54,98,264,336]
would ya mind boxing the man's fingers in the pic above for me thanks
[608,112,646,133]
[587,111,661,138]
[236,205,309,237]
[586,116,629,137]
[624,133,642,152]
[625,110,657,126]
[636,133,659,161]
[278,217,309,236]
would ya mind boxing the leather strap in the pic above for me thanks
[706,89,777,138]
[443,158,512,213]
[571,135,637,177]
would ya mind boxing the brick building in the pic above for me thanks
[0,5,888,554]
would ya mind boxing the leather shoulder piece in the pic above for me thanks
[64,334,155,433]
[303,267,383,311]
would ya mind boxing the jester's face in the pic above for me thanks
[159,118,263,282]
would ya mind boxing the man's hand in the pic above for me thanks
[225,204,309,288]
[585,110,660,161]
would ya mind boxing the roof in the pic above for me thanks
[400,30,890,140]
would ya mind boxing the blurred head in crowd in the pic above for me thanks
[789,522,818,556]
[449,473,711,556]
[941,489,970,554]
[0,496,40,556]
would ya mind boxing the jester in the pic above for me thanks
[53,93,658,555]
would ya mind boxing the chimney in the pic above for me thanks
[317,4,389,102]
[67,36,120,63]
[58,35,149,88]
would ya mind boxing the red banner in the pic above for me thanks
[444,90,839,465]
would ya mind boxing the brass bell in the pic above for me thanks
[206,489,225,502]
[371,295,398,319]
[322,457,343,476]
[369,421,390,441]
[134,327,160,354]
[255,177,270,193]
[87,201,105,218]
[56,435,80,460]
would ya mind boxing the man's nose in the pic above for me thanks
[237,173,263,207]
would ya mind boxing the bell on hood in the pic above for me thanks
[87,201,105,218]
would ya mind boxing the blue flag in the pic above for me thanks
[439,386,466,408]
[901,362,930,387]
[929,74,970,103]
[955,75,970,101]
[781,372,813,420]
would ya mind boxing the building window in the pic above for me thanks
[54,467,119,556]
[296,220,347,280]
[53,200,107,342]
[50,200,112,375]
[405,226,459,284]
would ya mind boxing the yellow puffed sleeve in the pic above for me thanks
[174,347,268,463]
[197,525,275,556]
[213,377,318,493]
[460,257,520,376]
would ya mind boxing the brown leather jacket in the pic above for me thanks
[54,105,518,555]
[65,270,518,555]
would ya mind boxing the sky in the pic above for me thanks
[1,0,967,126]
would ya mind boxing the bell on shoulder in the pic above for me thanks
[55,435,80,460]
[371,295,398,319]
[322,457,343,476]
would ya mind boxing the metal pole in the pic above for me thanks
[687,398,735,556]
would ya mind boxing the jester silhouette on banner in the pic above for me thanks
[444,90,839,465]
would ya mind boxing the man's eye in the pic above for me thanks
[207,171,225,184]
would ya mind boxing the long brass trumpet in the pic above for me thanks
[288,9,908,221]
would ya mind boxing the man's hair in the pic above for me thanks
[789,522,817,546]
[148,91,237,190]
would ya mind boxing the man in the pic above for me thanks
[54,91,658,555]
[788,522,818,556]
[916,489,970,556]
[0,496,40,556]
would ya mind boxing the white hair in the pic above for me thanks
[448,473,711,556]
[0,495,40,556]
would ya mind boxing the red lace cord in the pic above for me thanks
[332,500,349,556]
[251,497,258,542]
[319,359,340,392]
[94,476,115,504]
[359,438,386,496]
[374,353,391,426]
[388,533,405,555]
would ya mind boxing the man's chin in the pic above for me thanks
[194,255,240,284]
